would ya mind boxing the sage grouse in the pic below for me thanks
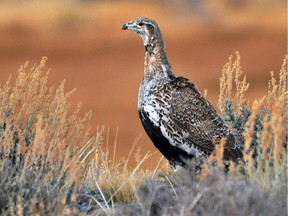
[122,17,243,169]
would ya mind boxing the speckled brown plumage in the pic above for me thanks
[122,17,242,169]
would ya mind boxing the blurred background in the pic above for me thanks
[0,0,286,168]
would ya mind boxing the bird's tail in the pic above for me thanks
[224,147,243,163]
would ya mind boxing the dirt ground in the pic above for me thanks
[0,1,286,169]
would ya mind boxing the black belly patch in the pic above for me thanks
[138,109,194,168]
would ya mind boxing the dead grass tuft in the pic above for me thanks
[0,58,102,215]
[218,51,249,113]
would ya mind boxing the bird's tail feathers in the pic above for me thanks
[224,147,243,163]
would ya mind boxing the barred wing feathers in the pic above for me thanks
[165,77,239,160]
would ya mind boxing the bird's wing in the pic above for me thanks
[164,76,235,155]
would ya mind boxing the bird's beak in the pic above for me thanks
[122,21,133,30]
[122,23,128,30]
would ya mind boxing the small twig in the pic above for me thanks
[165,176,178,199]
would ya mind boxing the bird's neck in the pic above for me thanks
[143,41,173,82]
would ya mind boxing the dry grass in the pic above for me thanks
[79,135,169,214]
[217,53,287,187]
[218,51,249,113]
[0,54,287,215]
[0,58,102,215]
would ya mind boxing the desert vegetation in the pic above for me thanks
[0,53,286,215]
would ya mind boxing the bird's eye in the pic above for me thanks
[138,22,144,26]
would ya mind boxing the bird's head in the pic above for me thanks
[122,17,162,47]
